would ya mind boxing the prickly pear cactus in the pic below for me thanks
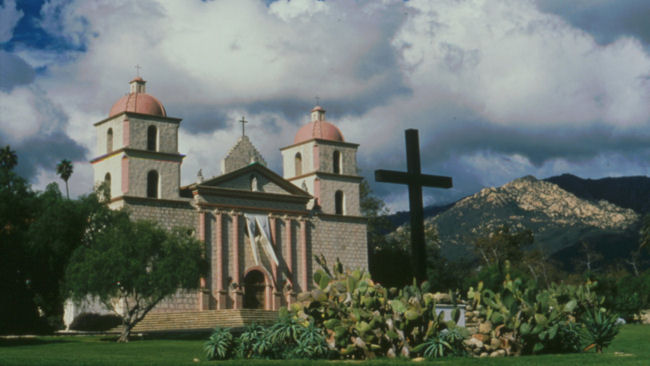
[289,255,457,359]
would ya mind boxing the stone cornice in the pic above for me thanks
[280,138,359,151]
[93,111,182,126]
[198,201,309,216]
[287,171,363,182]
[314,213,368,223]
[109,195,193,207]
[192,186,310,204]
[90,148,185,164]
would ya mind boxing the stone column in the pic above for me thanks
[300,217,308,292]
[232,211,243,309]
[214,210,227,309]
[198,211,210,310]
[284,216,295,305]
[270,216,281,310]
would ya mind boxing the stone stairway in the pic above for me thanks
[110,309,278,333]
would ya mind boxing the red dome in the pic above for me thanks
[294,106,345,144]
[109,93,167,117]
[294,120,345,144]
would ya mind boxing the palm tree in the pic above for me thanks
[0,145,18,170]
[56,159,74,199]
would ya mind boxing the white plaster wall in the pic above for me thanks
[281,141,315,178]
[95,116,124,156]
[92,154,123,198]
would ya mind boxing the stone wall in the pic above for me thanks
[151,290,200,313]
[123,199,196,231]
[311,215,368,273]
[317,174,362,216]
[127,157,181,200]
[126,115,180,154]
[316,141,358,176]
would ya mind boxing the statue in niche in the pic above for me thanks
[251,175,260,192]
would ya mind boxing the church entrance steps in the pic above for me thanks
[109,309,278,333]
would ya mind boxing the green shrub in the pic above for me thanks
[594,271,650,322]
[203,327,233,360]
[68,312,122,331]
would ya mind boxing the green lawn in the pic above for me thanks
[0,325,648,366]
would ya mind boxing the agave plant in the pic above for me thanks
[412,334,451,358]
[581,308,620,353]
[236,323,265,358]
[203,327,233,360]
[291,321,330,359]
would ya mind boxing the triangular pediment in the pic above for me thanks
[189,163,310,199]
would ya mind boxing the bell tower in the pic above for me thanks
[280,106,362,215]
[90,77,183,204]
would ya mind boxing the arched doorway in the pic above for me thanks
[243,270,266,309]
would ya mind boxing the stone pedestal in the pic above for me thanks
[233,290,244,309]
[285,291,297,307]
[273,291,283,310]
[217,290,228,310]
[199,288,211,310]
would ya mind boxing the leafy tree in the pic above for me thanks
[0,146,42,333]
[65,217,208,342]
[0,145,18,170]
[26,184,110,327]
[56,159,73,199]
[473,225,533,271]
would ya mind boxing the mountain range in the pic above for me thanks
[387,174,650,270]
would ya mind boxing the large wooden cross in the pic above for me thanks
[375,129,452,283]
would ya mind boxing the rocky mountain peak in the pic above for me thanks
[427,174,641,261]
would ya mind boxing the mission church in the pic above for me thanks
[89,76,368,312]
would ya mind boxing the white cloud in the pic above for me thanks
[269,0,328,22]
[0,86,51,141]
[8,0,650,204]
[393,0,650,128]
[0,0,22,44]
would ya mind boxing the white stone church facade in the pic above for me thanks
[89,77,368,312]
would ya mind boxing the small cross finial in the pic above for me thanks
[239,116,248,137]
[315,96,320,106]
[135,64,141,77]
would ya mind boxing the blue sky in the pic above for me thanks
[1,0,650,211]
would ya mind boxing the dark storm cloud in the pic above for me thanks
[0,51,34,90]
[419,120,650,167]
[535,0,650,48]
[170,104,230,134]
[10,132,87,181]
